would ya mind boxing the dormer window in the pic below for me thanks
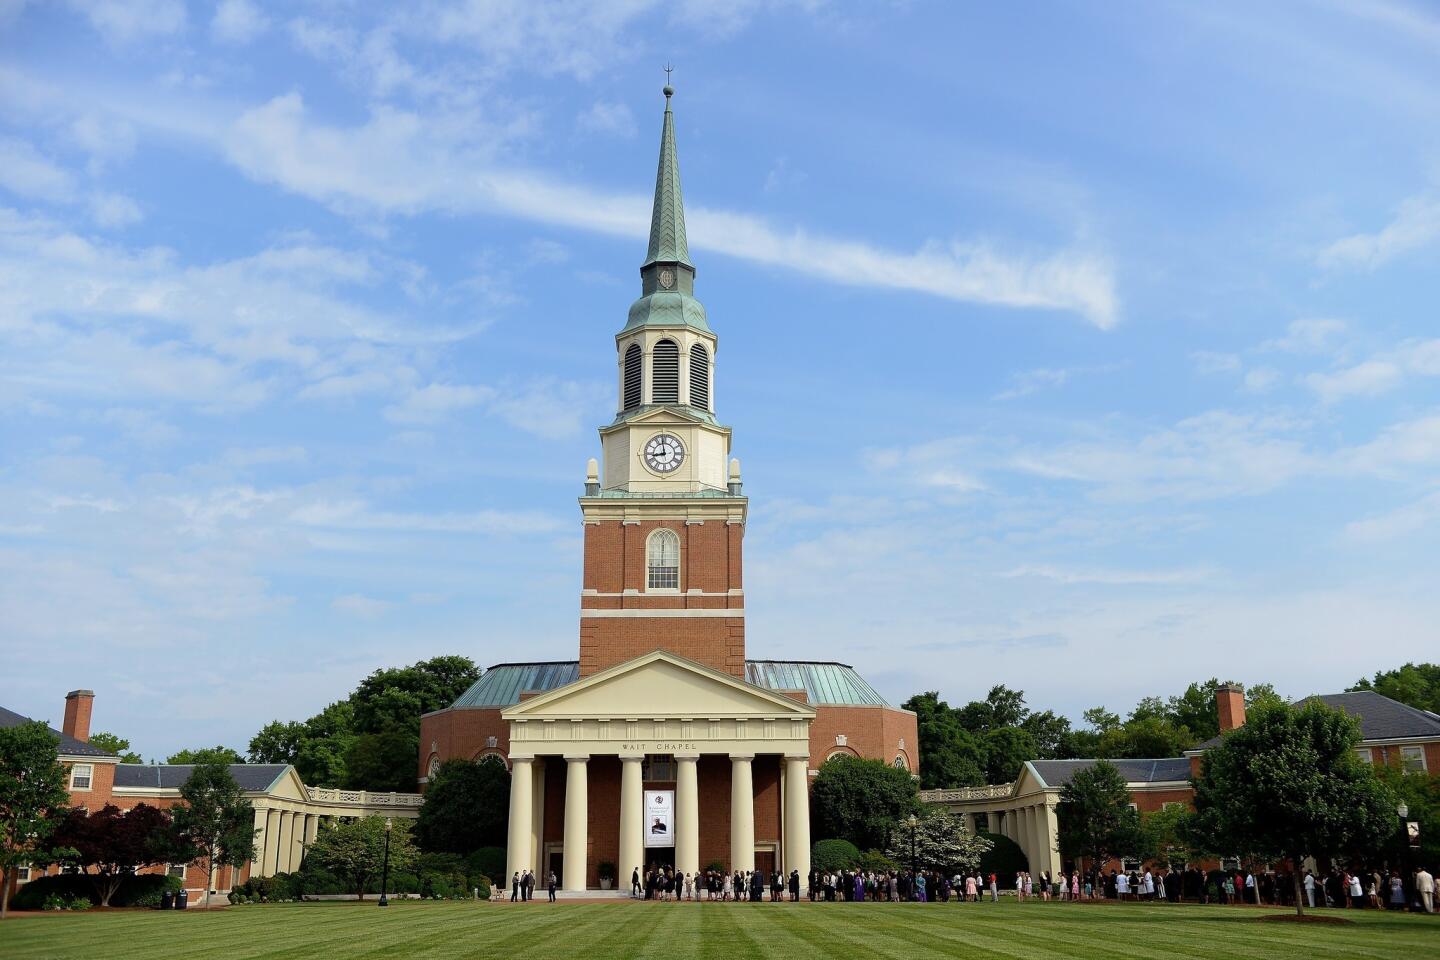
[646,528,680,590]
[652,339,679,403]
[689,343,709,409]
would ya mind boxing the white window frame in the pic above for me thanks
[1399,745,1427,773]
[69,763,93,791]
[1220,856,1240,871]
[1126,802,1138,812]
[1162,801,1185,812]
[167,863,187,879]
[1120,857,1142,873]
[645,528,680,592]
[1354,747,1373,764]
[16,864,30,883]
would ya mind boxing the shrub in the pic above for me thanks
[811,838,861,872]
[11,875,93,911]
[115,874,182,908]
[857,849,896,873]
[466,847,506,886]
[976,832,1027,878]
[704,860,727,874]
[41,893,69,911]
[597,860,616,881]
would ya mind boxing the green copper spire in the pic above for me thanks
[623,83,710,334]
[643,85,693,270]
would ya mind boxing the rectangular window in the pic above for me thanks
[1162,801,1185,812]
[1120,858,1142,872]
[16,864,30,883]
[69,764,93,791]
[642,755,677,782]
[1221,856,1240,871]
[168,864,187,879]
[1126,802,1138,812]
[1354,747,1373,764]
[1400,745,1427,773]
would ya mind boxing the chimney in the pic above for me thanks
[1216,682,1246,734]
[63,690,94,742]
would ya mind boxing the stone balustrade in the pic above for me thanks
[305,786,425,808]
[919,783,1014,803]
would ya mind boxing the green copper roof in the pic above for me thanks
[446,660,889,708]
[643,88,692,269]
[624,289,710,333]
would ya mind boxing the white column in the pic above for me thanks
[250,808,267,879]
[562,756,589,891]
[1040,802,1060,877]
[289,812,304,871]
[506,757,534,882]
[530,759,546,876]
[1029,805,1046,875]
[262,808,280,876]
[1016,807,1031,870]
[618,756,644,890]
[305,814,318,846]
[277,810,295,873]
[676,756,699,878]
[783,757,810,893]
[730,754,754,873]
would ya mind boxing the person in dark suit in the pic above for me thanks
[631,867,641,899]
[547,871,557,903]
[788,870,800,902]
[511,871,520,902]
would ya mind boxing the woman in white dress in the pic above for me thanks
[723,872,733,901]
[1117,871,1130,899]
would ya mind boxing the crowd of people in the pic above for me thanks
[511,861,1434,913]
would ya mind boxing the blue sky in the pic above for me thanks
[3,1,1439,761]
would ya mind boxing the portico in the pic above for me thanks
[501,651,815,891]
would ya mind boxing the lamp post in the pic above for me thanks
[1396,802,1410,880]
[908,814,919,899]
[378,818,393,908]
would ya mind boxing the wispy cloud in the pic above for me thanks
[1318,190,1440,270]
[1001,564,1213,585]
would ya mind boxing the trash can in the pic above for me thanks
[176,889,189,910]
[160,890,174,910]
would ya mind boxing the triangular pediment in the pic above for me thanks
[262,767,307,801]
[502,651,815,721]
[601,405,716,431]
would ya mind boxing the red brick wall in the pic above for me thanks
[580,518,745,677]
[418,707,510,786]
[807,705,919,771]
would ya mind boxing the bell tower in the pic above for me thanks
[578,84,747,678]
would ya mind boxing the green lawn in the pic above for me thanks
[0,900,1433,960]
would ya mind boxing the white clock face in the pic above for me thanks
[658,268,674,289]
[643,434,685,473]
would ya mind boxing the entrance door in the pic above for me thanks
[754,850,775,878]
[548,849,563,882]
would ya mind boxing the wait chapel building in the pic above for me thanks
[418,88,919,891]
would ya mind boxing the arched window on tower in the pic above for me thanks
[689,343,710,410]
[652,339,679,404]
[623,343,642,411]
[646,528,680,590]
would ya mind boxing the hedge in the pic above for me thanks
[8,873,181,911]
[811,838,862,872]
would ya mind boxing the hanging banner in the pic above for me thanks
[644,790,674,848]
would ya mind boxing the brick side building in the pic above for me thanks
[418,85,917,893]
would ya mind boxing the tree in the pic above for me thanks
[306,816,418,899]
[1372,764,1440,868]
[810,838,861,871]
[811,755,921,851]
[0,721,73,920]
[414,757,510,855]
[902,692,986,789]
[350,656,481,736]
[1189,700,1396,916]
[1056,760,1147,872]
[47,804,179,906]
[166,746,245,765]
[247,721,305,767]
[884,809,993,874]
[171,762,257,908]
[344,731,420,794]
[1141,803,1198,868]
[982,726,1036,783]
[1350,662,1440,714]
[87,732,142,764]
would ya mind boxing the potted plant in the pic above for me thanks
[598,861,616,890]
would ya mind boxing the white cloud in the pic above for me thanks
[1191,351,1240,375]
[332,593,389,618]
[1346,489,1440,541]
[1345,414,1440,474]
[1260,317,1347,354]
[382,383,494,424]
[577,100,636,137]
[88,191,142,227]
[1318,191,1440,270]
[67,0,187,44]
[1305,358,1404,403]
[1001,564,1212,585]
[220,93,1118,327]
[0,137,75,202]
[1242,366,1280,393]
[211,0,268,44]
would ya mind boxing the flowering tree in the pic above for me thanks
[47,803,181,906]
[885,810,992,873]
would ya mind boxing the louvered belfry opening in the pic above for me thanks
[689,343,709,410]
[623,343,642,410]
[652,338,679,403]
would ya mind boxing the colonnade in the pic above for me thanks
[994,801,1060,877]
[252,807,321,877]
[506,752,811,892]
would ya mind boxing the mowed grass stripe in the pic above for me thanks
[0,900,1435,960]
